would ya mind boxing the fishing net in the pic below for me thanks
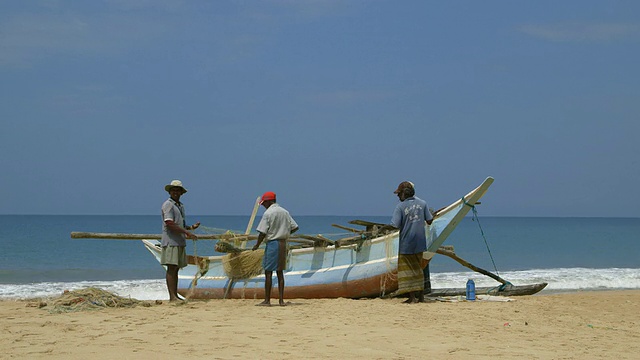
[44,287,151,313]
[216,241,265,279]
[215,240,245,254]
[222,249,265,280]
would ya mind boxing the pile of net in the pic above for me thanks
[216,241,265,280]
[45,287,150,313]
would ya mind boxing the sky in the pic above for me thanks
[1,0,639,217]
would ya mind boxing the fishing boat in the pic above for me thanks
[72,177,539,300]
[140,177,495,299]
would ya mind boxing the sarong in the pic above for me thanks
[397,253,424,294]
[262,240,282,271]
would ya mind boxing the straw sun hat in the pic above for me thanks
[165,180,188,193]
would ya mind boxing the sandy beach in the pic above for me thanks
[1,290,638,359]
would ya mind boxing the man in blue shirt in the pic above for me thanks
[391,181,433,303]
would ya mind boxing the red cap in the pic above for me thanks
[260,191,276,204]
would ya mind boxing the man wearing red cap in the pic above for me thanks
[391,181,433,303]
[252,191,299,306]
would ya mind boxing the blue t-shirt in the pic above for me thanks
[391,196,433,255]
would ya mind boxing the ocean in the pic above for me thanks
[1,215,639,300]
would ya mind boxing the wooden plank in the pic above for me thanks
[297,234,326,242]
[315,234,336,245]
[348,219,387,227]
[348,219,396,233]
[331,224,362,233]
[287,238,315,245]
[245,196,261,235]
[297,234,334,247]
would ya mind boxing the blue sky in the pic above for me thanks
[1,1,638,217]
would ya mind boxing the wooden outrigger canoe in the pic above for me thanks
[425,245,548,297]
[428,283,548,297]
[138,177,496,299]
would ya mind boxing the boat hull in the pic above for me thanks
[184,273,396,300]
[143,231,401,299]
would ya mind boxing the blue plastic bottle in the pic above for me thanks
[466,279,476,301]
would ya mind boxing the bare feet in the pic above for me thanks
[256,301,271,307]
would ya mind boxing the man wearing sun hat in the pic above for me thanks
[391,181,434,304]
[161,180,200,302]
[252,191,298,306]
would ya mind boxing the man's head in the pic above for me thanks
[260,191,276,208]
[394,181,415,201]
[165,180,187,200]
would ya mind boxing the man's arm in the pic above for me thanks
[425,204,434,226]
[390,205,402,229]
[253,232,266,250]
[165,220,197,239]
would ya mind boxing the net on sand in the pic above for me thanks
[45,287,151,313]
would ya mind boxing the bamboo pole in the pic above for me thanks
[245,196,261,236]
[70,232,257,241]
[435,247,508,285]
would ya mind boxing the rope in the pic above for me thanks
[483,282,512,295]
[187,238,200,295]
[199,225,244,235]
[380,235,397,296]
[187,230,212,298]
[462,197,501,278]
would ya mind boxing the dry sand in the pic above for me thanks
[1,290,639,359]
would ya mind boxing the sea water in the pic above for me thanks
[1,215,639,300]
